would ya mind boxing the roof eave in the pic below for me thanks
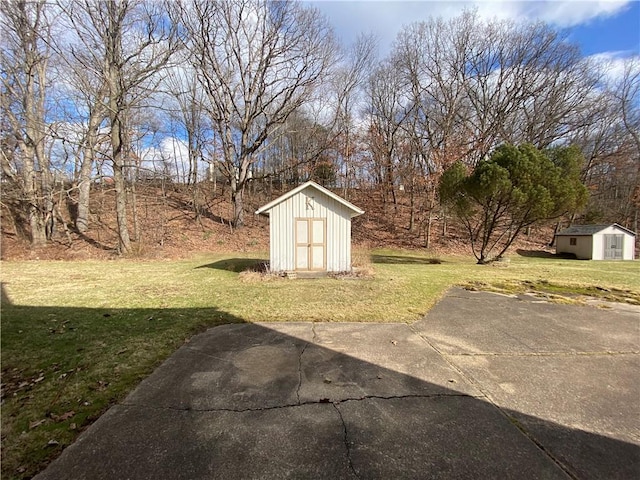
[555,223,637,237]
[255,181,364,216]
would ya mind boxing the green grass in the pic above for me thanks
[1,250,639,479]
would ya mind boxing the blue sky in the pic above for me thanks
[311,0,640,60]
[567,1,639,56]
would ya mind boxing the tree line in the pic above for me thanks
[1,0,638,255]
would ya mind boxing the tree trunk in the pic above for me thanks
[409,187,415,232]
[23,65,48,247]
[76,168,92,233]
[113,160,131,254]
[20,141,47,247]
[76,121,99,233]
[130,181,139,242]
[110,103,131,253]
[27,196,47,246]
[232,184,244,228]
[106,0,131,254]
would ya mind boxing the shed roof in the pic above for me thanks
[255,181,364,217]
[555,223,636,237]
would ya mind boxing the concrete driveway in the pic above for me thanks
[36,288,640,479]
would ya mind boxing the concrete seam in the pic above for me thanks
[505,417,579,480]
[446,351,639,357]
[332,403,361,479]
[409,324,577,480]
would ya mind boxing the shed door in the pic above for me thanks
[603,234,624,260]
[295,218,326,271]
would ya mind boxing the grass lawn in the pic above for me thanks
[1,250,639,479]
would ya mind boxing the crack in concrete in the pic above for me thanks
[332,403,361,479]
[121,393,475,415]
[294,322,320,404]
[296,342,309,405]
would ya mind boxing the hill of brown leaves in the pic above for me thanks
[0,181,555,261]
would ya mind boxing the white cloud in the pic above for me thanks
[525,0,630,28]
[311,1,632,52]
[138,137,210,182]
[588,50,639,83]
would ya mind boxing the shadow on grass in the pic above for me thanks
[371,254,443,265]
[196,258,269,273]
[516,249,579,259]
[1,303,245,480]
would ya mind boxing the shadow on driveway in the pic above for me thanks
[34,289,640,479]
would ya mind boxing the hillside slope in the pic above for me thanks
[1,182,555,260]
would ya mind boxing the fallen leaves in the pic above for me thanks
[28,419,46,430]
[29,410,76,430]
[50,411,75,422]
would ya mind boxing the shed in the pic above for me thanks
[555,224,636,260]
[255,181,364,273]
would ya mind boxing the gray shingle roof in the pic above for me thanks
[555,224,636,237]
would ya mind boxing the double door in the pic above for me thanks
[603,234,623,260]
[295,218,326,271]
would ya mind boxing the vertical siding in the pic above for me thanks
[592,232,604,260]
[267,186,354,272]
[624,235,636,260]
[595,227,636,260]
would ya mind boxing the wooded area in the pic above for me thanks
[1,0,638,256]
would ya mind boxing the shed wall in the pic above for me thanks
[593,226,635,260]
[556,236,593,259]
[624,235,636,260]
[556,225,636,260]
[268,187,353,272]
[592,232,604,260]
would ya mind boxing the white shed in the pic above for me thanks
[255,181,364,273]
[555,224,636,260]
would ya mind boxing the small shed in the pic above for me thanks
[255,181,364,273]
[555,224,636,260]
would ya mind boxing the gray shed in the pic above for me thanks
[255,181,364,273]
[555,224,636,260]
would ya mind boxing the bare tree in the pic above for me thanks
[386,10,607,244]
[53,0,111,233]
[174,0,337,228]
[614,58,640,160]
[611,58,640,234]
[163,61,207,187]
[365,58,412,209]
[62,0,178,253]
[0,0,53,246]
[576,57,640,231]
[393,11,598,169]
[332,33,377,197]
